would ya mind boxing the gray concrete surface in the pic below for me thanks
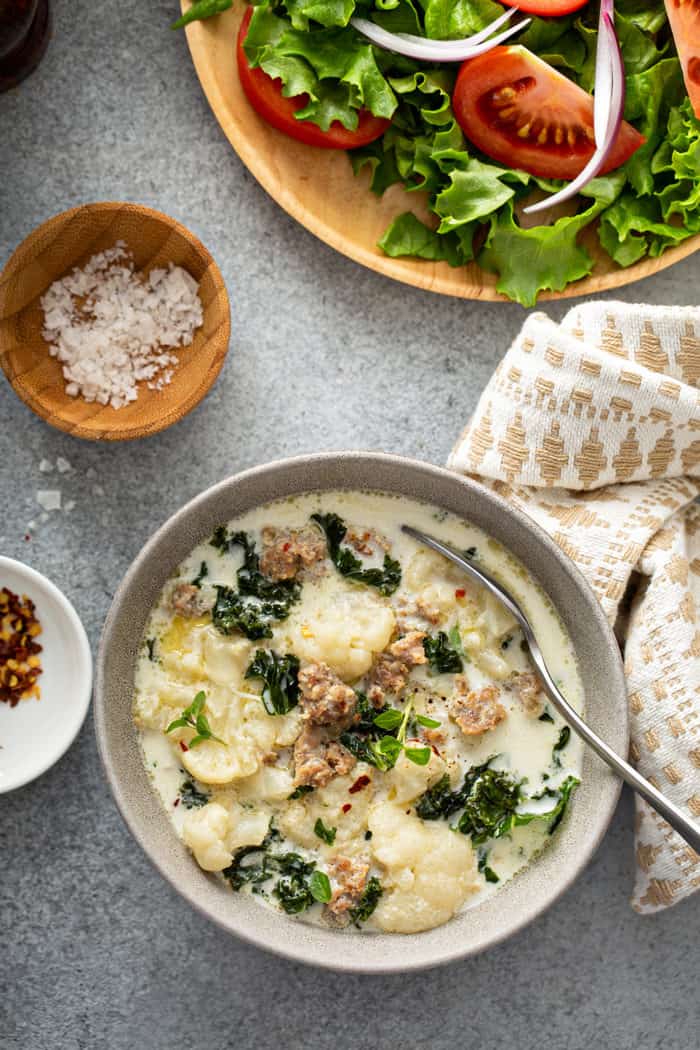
[1,2,698,1047]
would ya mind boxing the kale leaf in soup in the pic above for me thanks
[210,527,300,639]
[245,649,300,715]
[423,631,463,674]
[311,512,401,596]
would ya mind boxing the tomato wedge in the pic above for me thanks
[502,0,589,13]
[237,8,390,149]
[452,46,645,181]
[665,0,700,118]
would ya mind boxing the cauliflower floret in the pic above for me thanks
[227,806,270,851]
[288,581,395,681]
[277,800,318,850]
[133,675,196,730]
[481,592,517,641]
[237,764,294,802]
[179,690,279,785]
[404,550,462,590]
[403,550,480,623]
[158,616,209,681]
[201,629,252,689]
[182,802,232,871]
[475,649,511,681]
[181,739,260,784]
[384,750,445,804]
[277,769,373,850]
[368,802,479,933]
[273,707,304,747]
[182,801,270,872]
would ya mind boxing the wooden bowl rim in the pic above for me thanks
[181,5,700,303]
[0,201,231,441]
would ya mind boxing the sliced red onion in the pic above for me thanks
[350,9,530,64]
[394,6,516,49]
[524,2,624,216]
[594,0,616,144]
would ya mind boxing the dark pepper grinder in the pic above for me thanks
[0,0,51,92]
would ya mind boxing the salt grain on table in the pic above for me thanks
[40,242,203,409]
[36,490,61,512]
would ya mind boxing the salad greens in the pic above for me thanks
[179,0,700,305]
[173,0,232,29]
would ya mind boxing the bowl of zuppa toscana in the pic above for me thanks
[95,452,627,972]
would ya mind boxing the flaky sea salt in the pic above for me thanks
[36,490,61,511]
[40,242,203,410]
[39,459,54,473]
[56,457,72,473]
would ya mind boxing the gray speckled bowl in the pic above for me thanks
[95,452,627,973]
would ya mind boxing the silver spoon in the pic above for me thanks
[402,524,700,854]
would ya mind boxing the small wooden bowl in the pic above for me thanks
[0,202,231,441]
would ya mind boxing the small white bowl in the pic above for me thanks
[0,556,92,792]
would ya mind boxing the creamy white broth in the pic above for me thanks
[134,490,583,933]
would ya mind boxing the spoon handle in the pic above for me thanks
[402,525,700,855]
[524,626,700,855]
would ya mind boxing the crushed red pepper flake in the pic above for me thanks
[341,803,352,813]
[0,587,43,706]
[455,588,466,598]
[349,774,370,795]
[179,740,189,752]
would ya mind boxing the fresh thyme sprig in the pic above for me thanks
[166,691,225,748]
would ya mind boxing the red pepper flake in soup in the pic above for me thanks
[342,803,352,813]
[0,587,43,706]
[179,740,189,752]
[455,588,466,599]
[349,774,371,794]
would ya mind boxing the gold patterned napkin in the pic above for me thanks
[448,301,700,913]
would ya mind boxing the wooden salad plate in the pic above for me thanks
[183,4,700,302]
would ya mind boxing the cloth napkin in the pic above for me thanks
[449,301,700,913]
